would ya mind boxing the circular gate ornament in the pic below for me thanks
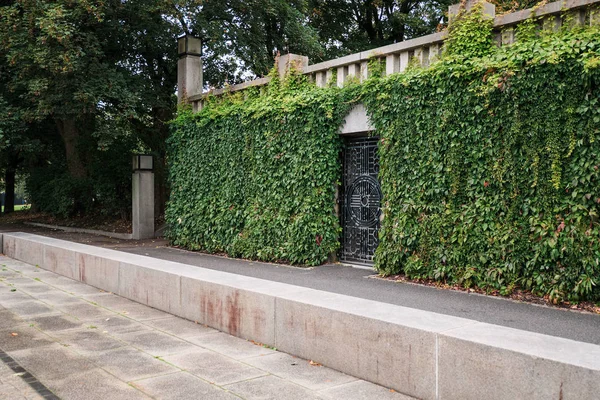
[346,175,382,227]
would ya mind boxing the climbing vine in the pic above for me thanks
[167,71,352,266]
[363,6,600,302]
[167,5,600,301]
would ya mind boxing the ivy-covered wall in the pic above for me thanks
[364,10,600,302]
[167,76,350,265]
[167,7,600,301]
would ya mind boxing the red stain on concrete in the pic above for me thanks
[79,255,86,282]
[253,308,266,337]
[226,291,241,336]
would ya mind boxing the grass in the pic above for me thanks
[0,204,30,212]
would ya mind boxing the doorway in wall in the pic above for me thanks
[340,136,381,266]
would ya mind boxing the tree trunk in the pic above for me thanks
[56,119,87,178]
[152,107,173,218]
[4,167,15,214]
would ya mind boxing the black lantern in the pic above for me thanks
[132,154,153,172]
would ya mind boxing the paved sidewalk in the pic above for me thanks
[0,255,411,400]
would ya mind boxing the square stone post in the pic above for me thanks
[177,35,203,103]
[278,53,309,79]
[449,1,496,20]
[386,54,400,76]
[132,155,155,240]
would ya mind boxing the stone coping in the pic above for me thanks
[24,222,133,240]
[1,232,599,399]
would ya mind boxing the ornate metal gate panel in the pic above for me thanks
[341,137,381,265]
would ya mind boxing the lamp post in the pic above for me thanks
[177,34,202,103]
[132,154,154,239]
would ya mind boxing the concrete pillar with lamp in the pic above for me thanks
[177,35,203,103]
[132,154,155,240]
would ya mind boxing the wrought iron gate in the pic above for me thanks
[341,137,381,265]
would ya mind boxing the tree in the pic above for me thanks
[0,1,144,180]
[306,0,454,59]
[0,0,183,215]
[172,0,323,85]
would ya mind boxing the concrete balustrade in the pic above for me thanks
[2,231,600,400]
[179,0,600,108]
[360,60,369,82]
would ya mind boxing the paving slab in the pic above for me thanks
[0,291,32,307]
[146,316,219,338]
[81,294,172,321]
[319,380,414,400]
[25,314,82,332]
[186,331,277,360]
[0,327,54,353]
[118,330,198,356]
[51,329,127,356]
[131,372,239,400]
[243,352,357,391]
[32,291,81,306]
[223,375,324,400]
[1,278,52,294]
[1,300,56,318]
[8,343,98,382]
[82,292,142,309]
[49,369,150,400]
[87,347,179,382]
[84,314,152,335]
[0,268,19,278]
[0,307,25,327]
[55,302,115,322]
[162,348,267,385]
[0,258,38,274]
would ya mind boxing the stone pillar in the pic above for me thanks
[449,1,496,20]
[385,54,400,76]
[429,44,441,64]
[177,35,202,103]
[360,61,369,82]
[316,71,327,87]
[399,51,410,72]
[501,27,515,45]
[347,63,359,79]
[278,53,309,79]
[132,155,155,240]
[337,66,347,87]
[326,69,334,85]
[592,8,600,26]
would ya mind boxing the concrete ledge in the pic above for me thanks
[24,222,133,240]
[2,232,600,399]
